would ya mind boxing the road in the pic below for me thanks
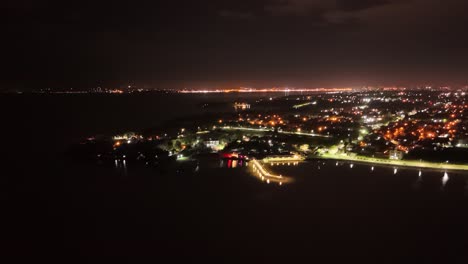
[221,126,330,138]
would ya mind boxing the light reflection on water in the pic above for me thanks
[442,172,449,187]
[108,158,467,193]
[113,159,128,177]
[264,161,468,193]
[221,158,248,169]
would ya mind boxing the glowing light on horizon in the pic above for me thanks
[178,87,353,94]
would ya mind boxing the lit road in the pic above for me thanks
[263,155,305,163]
[320,153,468,171]
[221,126,330,138]
[293,102,315,109]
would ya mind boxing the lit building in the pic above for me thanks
[205,140,220,149]
[234,102,251,110]
[389,150,403,160]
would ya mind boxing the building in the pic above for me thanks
[234,102,250,110]
[389,149,403,160]
[204,140,220,149]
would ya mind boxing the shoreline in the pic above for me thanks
[314,154,468,172]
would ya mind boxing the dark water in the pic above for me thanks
[2,94,468,262]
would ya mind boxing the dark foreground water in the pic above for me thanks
[2,94,468,262]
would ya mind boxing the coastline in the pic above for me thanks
[314,153,468,172]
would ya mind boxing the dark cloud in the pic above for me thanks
[218,10,255,19]
[2,0,468,89]
[263,0,335,16]
[336,0,394,11]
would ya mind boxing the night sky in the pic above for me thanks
[3,0,468,90]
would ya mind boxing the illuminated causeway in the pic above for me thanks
[250,159,292,185]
